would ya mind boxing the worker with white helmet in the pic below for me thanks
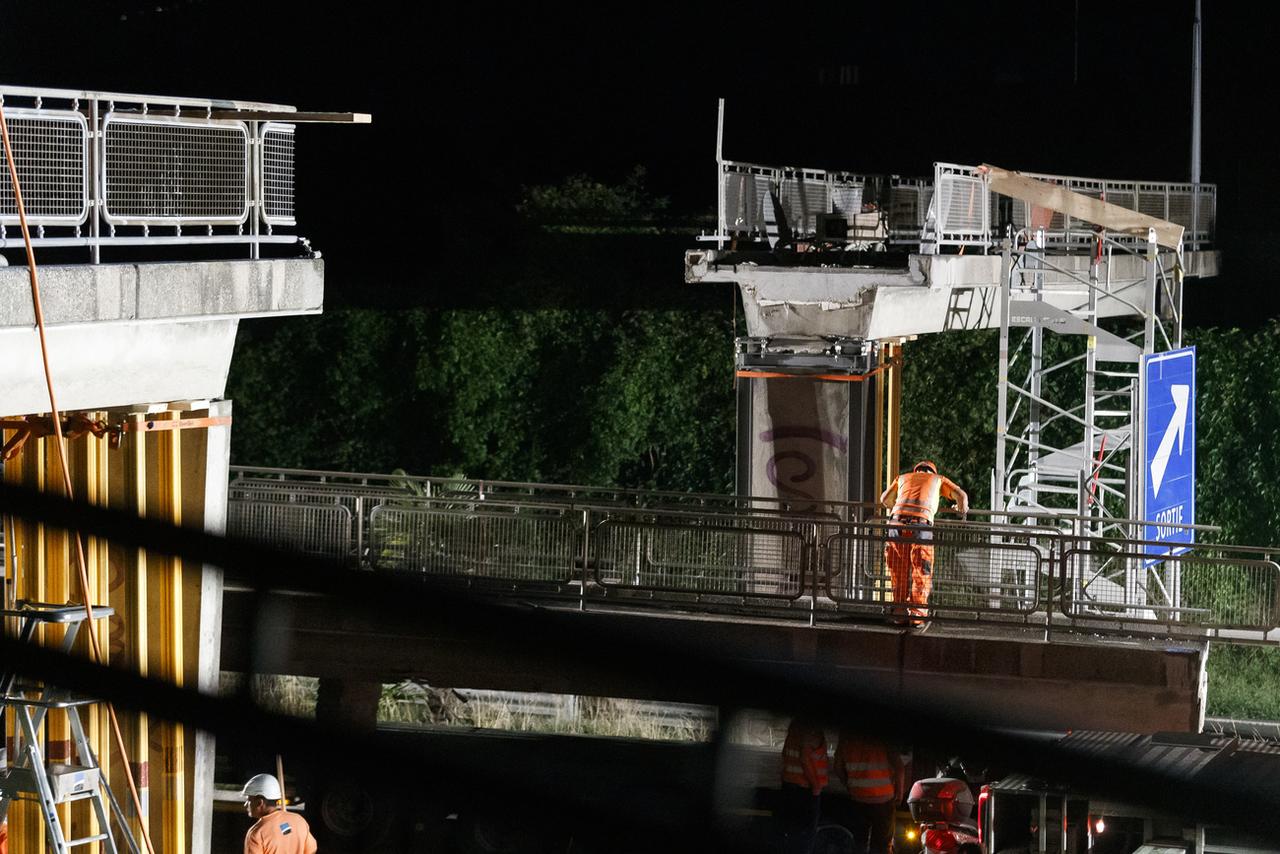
[242,773,317,854]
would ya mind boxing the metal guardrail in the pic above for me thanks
[0,85,299,260]
[715,157,1216,254]
[824,524,1045,619]
[592,517,809,600]
[370,502,582,585]
[228,499,352,562]
[1062,543,1280,632]
[226,468,1276,643]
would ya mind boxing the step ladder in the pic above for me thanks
[0,602,140,854]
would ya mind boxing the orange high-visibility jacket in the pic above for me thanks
[837,737,896,804]
[889,471,963,523]
[781,724,830,795]
[244,809,317,854]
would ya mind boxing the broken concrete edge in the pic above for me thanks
[0,257,325,329]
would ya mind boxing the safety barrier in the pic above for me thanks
[591,516,808,599]
[824,523,1044,620]
[1061,542,1280,634]
[227,498,352,562]
[225,467,1278,643]
[369,502,582,585]
[714,157,1215,254]
[0,85,299,258]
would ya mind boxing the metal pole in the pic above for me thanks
[1191,0,1202,242]
[90,98,101,264]
[995,240,1013,512]
[1029,230,1045,501]
[1144,230,1157,354]
[1191,0,1202,186]
[1081,252,1100,531]
[716,98,726,251]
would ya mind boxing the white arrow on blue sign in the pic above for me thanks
[1142,346,1196,556]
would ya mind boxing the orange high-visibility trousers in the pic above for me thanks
[884,522,933,623]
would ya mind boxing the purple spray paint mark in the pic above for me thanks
[765,450,817,500]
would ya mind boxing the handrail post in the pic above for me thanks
[809,522,819,628]
[579,509,591,612]
[354,495,364,569]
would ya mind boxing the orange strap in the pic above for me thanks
[0,414,114,459]
[121,415,232,433]
[1,414,232,460]
[736,362,889,383]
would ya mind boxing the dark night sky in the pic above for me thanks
[2,1,1274,322]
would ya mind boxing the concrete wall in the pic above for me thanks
[0,259,322,417]
[221,593,1206,735]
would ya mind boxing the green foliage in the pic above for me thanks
[517,166,672,234]
[227,307,734,491]
[1187,323,1280,546]
[898,329,999,502]
[1206,645,1280,720]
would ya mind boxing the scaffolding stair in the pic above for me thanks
[0,602,140,854]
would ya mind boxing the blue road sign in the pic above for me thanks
[1142,346,1196,555]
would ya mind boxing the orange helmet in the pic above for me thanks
[913,460,938,474]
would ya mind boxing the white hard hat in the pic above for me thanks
[241,773,281,801]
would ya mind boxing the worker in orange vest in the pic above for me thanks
[242,773,317,854]
[878,461,968,628]
[779,717,830,853]
[834,732,902,854]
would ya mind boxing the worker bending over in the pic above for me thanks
[242,773,317,854]
[879,460,968,628]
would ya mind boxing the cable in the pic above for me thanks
[1,101,157,854]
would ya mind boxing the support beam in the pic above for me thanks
[981,165,1184,249]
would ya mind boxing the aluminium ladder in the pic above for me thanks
[0,602,140,854]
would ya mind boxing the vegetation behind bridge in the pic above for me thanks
[226,172,1280,720]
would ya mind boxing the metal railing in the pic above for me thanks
[714,157,1216,254]
[824,523,1046,620]
[226,467,1277,643]
[0,85,300,260]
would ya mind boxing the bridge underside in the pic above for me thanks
[222,589,1205,734]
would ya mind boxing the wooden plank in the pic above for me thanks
[208,110,371,123]
[980,164,1184,249]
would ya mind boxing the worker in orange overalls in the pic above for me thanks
[878,461,968,628]
[779,716,830,853]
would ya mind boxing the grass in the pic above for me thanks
[220,672,319,718]
[1205,646,1280,720]
[220,673,717,742]
[224,656,1280,737]
[378,682,716,742]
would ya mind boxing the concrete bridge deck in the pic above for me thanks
[220,586,1206,734]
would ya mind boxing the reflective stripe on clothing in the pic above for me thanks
[837,737,895,804]
[889,472,963,524]
[890,472,945,523]
[244,809,318,854]
[781,723,830,794]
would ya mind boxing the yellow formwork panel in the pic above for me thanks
[145,412,185,854]
[4,434,49,854]
[109,417,152,844]
[70,426,112,844]
[3,407,221,854]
